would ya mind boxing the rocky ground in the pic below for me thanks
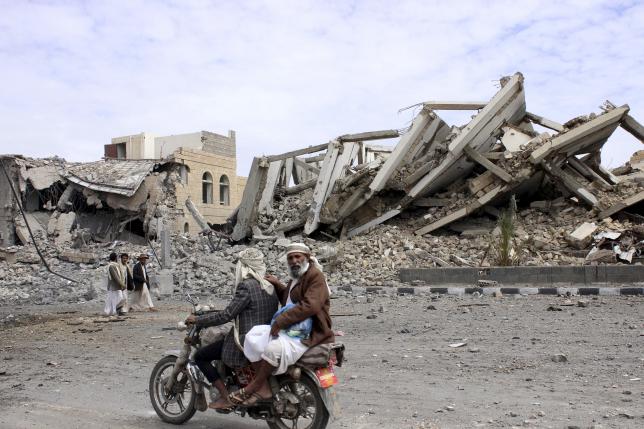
[1,289,642,429]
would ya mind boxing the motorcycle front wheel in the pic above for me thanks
[149,355,197,425]
[267,374,330,429]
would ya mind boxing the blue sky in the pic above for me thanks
[1,0,643,175]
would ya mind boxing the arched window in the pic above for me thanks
[219,175,230,206]
[202,172,213,204]
[184,222,189,233]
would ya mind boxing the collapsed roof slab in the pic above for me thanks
[620,114,644,144]
[406,73,526,201]
[64,159,157,197]
[529,106,629,164]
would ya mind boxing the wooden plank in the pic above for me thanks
[258,160,284,214]
[621,114,644,143]
[530,107,628,164]
[232,157,269,241]
[293,157,320,175]
[423,101,487,110]
[542,161,598,207]
[599,190,644,219]
[338,129,399,142]
[526,112,565,132]
[265,143,329,162]
[463,144,512,182]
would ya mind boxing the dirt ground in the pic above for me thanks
[0,291,642,429]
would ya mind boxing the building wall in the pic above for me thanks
[172,148,244,233]
[155,132,202,159]
[108,133,155,159]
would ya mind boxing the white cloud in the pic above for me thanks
[0,0,642,174]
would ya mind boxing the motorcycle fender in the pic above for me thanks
[163,349,182,358]
[300,368,340,420]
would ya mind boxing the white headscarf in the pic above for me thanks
[234,248,274,295]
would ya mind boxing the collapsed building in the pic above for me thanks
[231,72,644,267]
[0,129,247,249]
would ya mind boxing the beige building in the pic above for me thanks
[104,130,246,234]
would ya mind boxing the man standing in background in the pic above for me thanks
[131,254,157,312]
[104,252,126,316]
[119,253,134,314]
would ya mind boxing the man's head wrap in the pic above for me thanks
[284,243,330,294]
[234,248,274,295]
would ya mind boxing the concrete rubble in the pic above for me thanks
[229,72,643,268]
[1,72,643,306]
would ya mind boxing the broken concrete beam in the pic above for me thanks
[415,184,507,235]
[56,184,75,211]
[283,157,294,187]
[338,129,399,142]
[275,217,306,233]
[59,249,99,264]
[530,107,629,164]
[281,178,316,195]
[595,164,621,185]
[620,114,644,143]
[346,208,401,238]
[185,198,210,232]
[232,157,269,241]
[467,171,496,195]
[566,222,598,249]
[598,189,644,219]
[422,101,487,110]
[304,142,341,235]
[369,108,437,193]
[526,112,565,133]
[258,159,285,214]
[265,143,329,162]
[293,157,320,175]
[463,144,512,182]
[567,157,612,191]
[53,212,76,244]
[407,73,525,201]
[412,197,451,208]
[542,162,599,207]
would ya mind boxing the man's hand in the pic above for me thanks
[265,274,280,287]
[270,323,280,337]
[185,314,197,325]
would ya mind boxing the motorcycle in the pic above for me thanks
[149,294,344,429]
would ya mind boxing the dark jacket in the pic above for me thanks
[273,266,334,348]
[121,263,134,291]
[196,278,279,368]
[132,262,148,291]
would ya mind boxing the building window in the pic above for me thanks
[219,175,230,206]
[184,222,189,233]
[180,165,188,184]
[202,172,213,204]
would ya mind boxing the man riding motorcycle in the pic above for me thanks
[185,248,278,409]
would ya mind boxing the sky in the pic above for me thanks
[1,0,643,175]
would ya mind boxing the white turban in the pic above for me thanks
[234,248,274,295]
[284,242,330,294]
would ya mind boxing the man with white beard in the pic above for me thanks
[231,243,334,405]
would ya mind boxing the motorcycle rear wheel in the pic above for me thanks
[149,355,197,425]
[267,374,329,429]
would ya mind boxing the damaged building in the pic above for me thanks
[231,72,644,267]
[0,128,247,248]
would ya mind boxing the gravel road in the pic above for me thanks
[1,291,642,428]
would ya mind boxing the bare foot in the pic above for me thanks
[209,397,233,410]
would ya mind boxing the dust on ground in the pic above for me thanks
[0,292,642,429]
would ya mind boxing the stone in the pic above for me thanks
[551,353,568,363]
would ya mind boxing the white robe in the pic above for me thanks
[104,290,124,316]
[244,325,308,375]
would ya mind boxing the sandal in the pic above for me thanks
[228,388,250,405]
[241,392,272,406]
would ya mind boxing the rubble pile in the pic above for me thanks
[231,72,643,263]
[2,72,644,306]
